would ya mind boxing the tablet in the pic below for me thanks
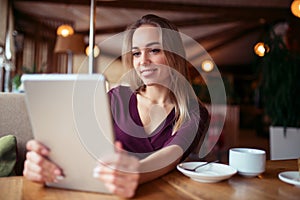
[22,74,115,194]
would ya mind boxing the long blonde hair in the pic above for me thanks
[122,14,199,134]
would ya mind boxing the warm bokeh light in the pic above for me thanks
[201,60,214,72]
[254,42,270,57]
[291,0,300,18]
[85,45,100,57]
[56,25,74,37]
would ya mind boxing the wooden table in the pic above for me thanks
[1,160,299,200]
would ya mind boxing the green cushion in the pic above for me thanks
[0,135,17,177]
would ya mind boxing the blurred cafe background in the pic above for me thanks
[1,0,299,162]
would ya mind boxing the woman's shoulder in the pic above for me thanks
[108,85,136,99]
[109,85,131,94]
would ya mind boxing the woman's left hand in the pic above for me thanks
[93,141,140,198]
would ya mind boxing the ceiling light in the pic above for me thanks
[201,60,214,72]
[57,24,74,37]
[85,45,100,58]
[291,0,300,18]
[254,42,270,57]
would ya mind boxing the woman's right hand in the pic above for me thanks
[23,140,63,183]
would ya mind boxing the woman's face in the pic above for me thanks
[132,24,170,86]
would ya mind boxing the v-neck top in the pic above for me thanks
[108,85,209,160]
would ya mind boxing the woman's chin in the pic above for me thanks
[140,77,171,87]
[143,81,155,86]
[143,82,171,89]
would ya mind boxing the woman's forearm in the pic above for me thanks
[138,145,183,184]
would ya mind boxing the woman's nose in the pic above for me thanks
[140,52,150,65]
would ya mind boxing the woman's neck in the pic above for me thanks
[139,84,173,106]
[137,84,175,134]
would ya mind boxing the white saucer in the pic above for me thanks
[177,162,237,183]
[278,171,300,187]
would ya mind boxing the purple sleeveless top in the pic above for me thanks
[108,86,209,160]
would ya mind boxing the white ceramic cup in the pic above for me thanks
[229,148,266,177]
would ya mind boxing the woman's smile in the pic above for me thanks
[140,67,158,77]
[132,25,170,85]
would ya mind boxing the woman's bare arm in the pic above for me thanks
[138,145,183,184]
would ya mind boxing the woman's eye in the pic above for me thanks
[151,48,161,54]
[132,52,141,57]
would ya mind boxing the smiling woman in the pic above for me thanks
[132,25,170,87]
[23,14,210,198]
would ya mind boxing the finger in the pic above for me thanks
[93,164,119,178]
[24,158,59,183]
[104,182,136,198]
[93,164,139,198]
[23,160,45,183]
[26,140,49,156]
[98,153,140,173]
[94,165,139,185]
[26,151,63,182]
[98,170,138,199]
[114,141,123,153]
[121,155,140,172]
[30,152,62,176]
[114,153,140,173]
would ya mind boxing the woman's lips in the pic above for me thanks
[140,68,158,76]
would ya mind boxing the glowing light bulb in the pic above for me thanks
[291,0,300,18]
[201,60,214,72]
[57,25,74,37]
[85,45,100,57]
[254,42,270,57]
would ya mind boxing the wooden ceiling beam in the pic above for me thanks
[77,16,242,35]
[14,11,55,34]
[95,1,290,20]
[14,0,290,20]
[13,0,88,5]
[188,23,263,62]
[14,10,73,40]
[170,16,240,27]
[205,24,262,53]
[194,21,262,43]
[14,0,291,36]
[77,25,126,35]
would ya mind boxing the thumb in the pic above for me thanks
[26,140,49,156]
[114,141,124,153]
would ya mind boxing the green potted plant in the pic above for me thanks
[12,64,44,92]
[259,27,300,160]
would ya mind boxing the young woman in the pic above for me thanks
[23,14,209,198]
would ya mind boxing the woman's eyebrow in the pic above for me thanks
[132,42,161,50]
